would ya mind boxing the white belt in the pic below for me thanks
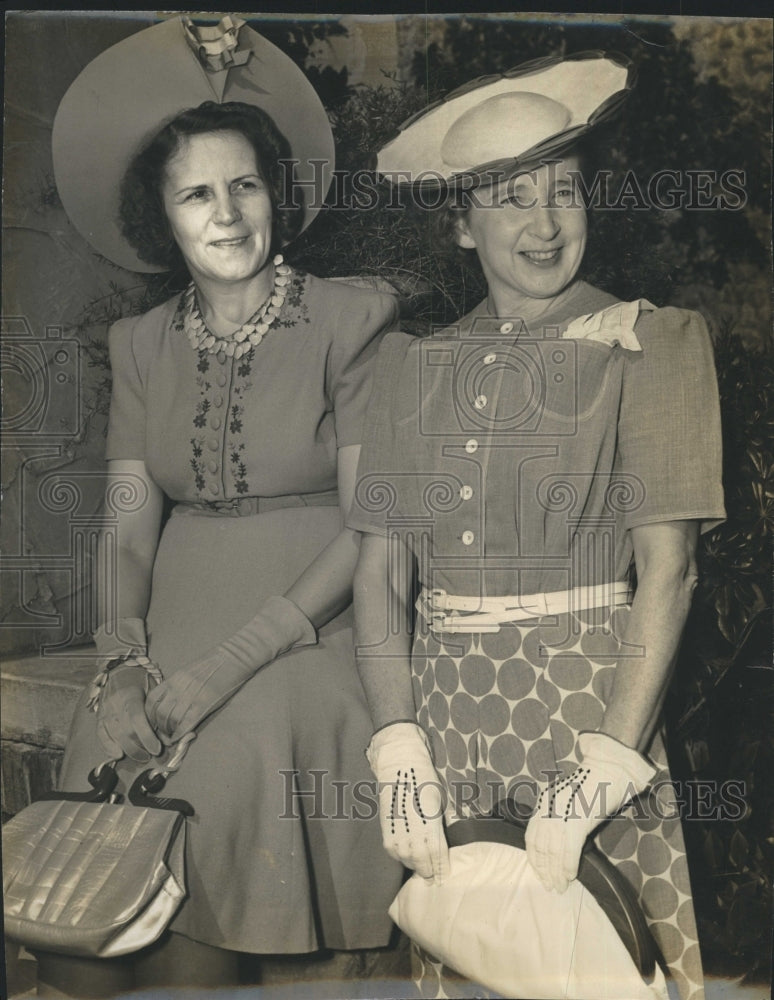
[422,582,632,634]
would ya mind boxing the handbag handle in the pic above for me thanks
[128,731,197,816]
[39,761,120,804]
[40,732,197,816]
[446,810,659,978]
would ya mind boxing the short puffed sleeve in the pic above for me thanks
[347,330,416,536]
[617,307,725,533]
[327,287,400,448]
[105,316,146,460]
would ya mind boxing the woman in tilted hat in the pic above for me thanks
[33,15,402,996]
[349,53,724,1000]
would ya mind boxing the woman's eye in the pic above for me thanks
[234,179,261,192]
[184,189,209,202]
[501,191,535,208]
[553,187,576,204]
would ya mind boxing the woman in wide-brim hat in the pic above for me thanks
[349,53,724,1000]
[37,15,402,996]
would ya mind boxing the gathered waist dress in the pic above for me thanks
[348,280,726,1000]
[60,268,404,953]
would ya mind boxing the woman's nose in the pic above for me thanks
[213,192,241,226]
[527,204,560,241]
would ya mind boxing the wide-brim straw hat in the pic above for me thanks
[53,15,335,272]
[377,52,634,188]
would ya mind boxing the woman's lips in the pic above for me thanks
[210,236,249,248]
[520,248,562,263]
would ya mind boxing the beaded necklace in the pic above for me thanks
[182,254,291,359]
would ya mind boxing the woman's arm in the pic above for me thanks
[144,445,388,741]
[526,518,700,891]
[353,531,416,728]
[92,459,165,762]
[96,459,165,624]
[353,530,450,882]
[282,444,369,628]
[600,519,699,752]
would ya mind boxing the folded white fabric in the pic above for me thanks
[389,839,668,1000]
[562,299,656,351]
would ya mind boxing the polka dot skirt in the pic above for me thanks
[409,606,705,1000]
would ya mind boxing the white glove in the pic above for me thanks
[526,731,655,893]
[366,722,450,885]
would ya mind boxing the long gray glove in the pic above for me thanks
[91,618,162,763]
[366,721,450,885]
[525,731,655,893]
[145,596,316,742]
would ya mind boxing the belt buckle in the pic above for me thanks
[431,611,501,635]
[221,497,243,516]
[431,611,477,635]
[431,611,448,632]
[233,496,261,516]
[429,589,448,611]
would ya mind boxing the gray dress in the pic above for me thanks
[348,280,726,1000]
[60,269,404,953]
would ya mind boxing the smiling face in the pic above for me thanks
[161,130,274,287]
[456,157,587,312]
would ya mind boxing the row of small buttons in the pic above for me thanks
[456,333,509,547]
[461,435,477,542]
[476,344,501,410]
[207,357,229,495]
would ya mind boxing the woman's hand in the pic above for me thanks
[366,722,450,884]
[525,731,655,893]
[526,521,699,892]
[146,595,315,742]
[96,662,162,763]
[354,535,444,876]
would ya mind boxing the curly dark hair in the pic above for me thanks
[119,101,303,271]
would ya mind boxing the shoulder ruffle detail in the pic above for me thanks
[562,298,657,352]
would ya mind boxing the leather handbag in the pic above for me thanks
[389,812,669,1000]
[3,757,193,958]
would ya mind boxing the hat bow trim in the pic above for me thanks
[182,15,251,87]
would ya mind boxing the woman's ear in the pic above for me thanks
[454,214,477,250]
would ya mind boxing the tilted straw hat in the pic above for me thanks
[53,15,335,272]
[377,52,634,187]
